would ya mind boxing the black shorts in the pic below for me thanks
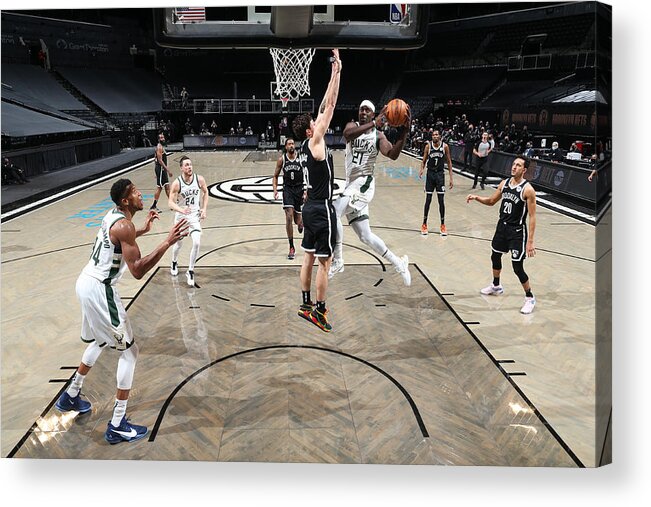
[475,156,490,172]
[425,170,445,194]
[301,200,336,258]
[283,185,304,212]
[155,165,169,187]
[491,221,528,261]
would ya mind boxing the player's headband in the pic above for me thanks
[359,100,375,113]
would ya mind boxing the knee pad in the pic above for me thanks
[81,341,103,368]
[116,343,139,390]
[511,260,529,284]
[491,251,503,271]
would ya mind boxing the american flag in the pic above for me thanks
[174,7,206,23]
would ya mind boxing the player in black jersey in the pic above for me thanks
[291,48,342,333]
[273,137,305,260]
[150,132,173,213]
[467,156,538,314]
[419,129,454,236]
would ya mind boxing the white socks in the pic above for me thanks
[382,249,401,269]
[66,372,86,398]
[111,399,128,427]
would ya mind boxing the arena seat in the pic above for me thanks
[1,63,87,110]
[485,14,595,54]
[1,102,93,137]
[481,79,556,108]
[398,67,506,103]
[57,67,163,113]
[2,85,102,129]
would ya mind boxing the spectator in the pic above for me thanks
[266,121,274,141]
[245,126,253,135]
[236,121,244,135]
[519,125,532,152]
[499,136,515,153]
[167,119,175,142]
[549,141,564,162]
[2,157,30,184]
[141,127,153,147]
[278,116,288,140]
[462,124,475,171]
[588,167,597,182]
[127,123,136,149]
[38,49,47,69]
[180,87,189,109]
[185,118,192,135]
[523,142,535,158]
[499,124,511,142]
[230,127,235,135]
[211,120,218,135]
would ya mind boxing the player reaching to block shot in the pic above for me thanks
[291,49,342,332]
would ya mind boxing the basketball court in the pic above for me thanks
[1,148,605,466]
[1,4,610,468]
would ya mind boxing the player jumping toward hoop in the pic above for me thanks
[329,99,411,286]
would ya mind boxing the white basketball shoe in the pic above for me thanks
[520,297,536,314]
[396,255,411,286]
[328,258,345,279]
[480,284,504,296]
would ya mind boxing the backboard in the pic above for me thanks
[153,4,429,50]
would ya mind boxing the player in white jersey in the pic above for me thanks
[55,178,188,444]
[329,99,412,286]
[168,155,209,287]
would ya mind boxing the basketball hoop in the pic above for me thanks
[269,47,316,101]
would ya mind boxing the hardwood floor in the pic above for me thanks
[1,150,605,466]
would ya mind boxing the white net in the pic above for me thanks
[269,48,316,101]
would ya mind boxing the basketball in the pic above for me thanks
[385,98,410,127]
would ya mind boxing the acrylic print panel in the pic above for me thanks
[1,0,611,471]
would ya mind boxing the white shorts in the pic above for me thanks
[76,273,133,350]
[175,212,202,235]
[342,175,375,223]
